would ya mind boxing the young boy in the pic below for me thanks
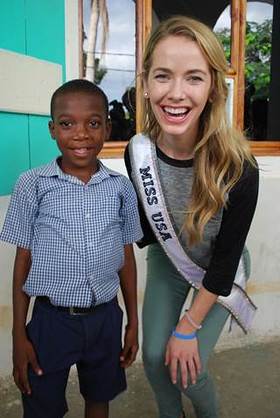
[0,79,143,418]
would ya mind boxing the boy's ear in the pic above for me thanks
[48,120,56,139]
[106,119,112,140]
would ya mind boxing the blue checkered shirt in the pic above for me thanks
[0,159,143,307]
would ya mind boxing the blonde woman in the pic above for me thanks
[125,16,259,418]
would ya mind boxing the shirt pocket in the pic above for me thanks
[94,194,121,226]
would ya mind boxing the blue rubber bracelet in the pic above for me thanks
[171,329,197,340]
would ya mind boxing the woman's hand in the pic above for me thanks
[165,286,218,388]
[165,319,201,389]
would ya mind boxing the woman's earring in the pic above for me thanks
[144,92,149,98]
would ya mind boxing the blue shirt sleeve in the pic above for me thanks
[0,172,38,249]
[120,176,143,245]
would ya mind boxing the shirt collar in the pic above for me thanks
[38,158,121,184]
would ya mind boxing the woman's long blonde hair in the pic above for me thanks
[142,16,254,245]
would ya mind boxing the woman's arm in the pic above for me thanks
[124,144,156,248]
[203,160,259,295]
[166,160,259,388]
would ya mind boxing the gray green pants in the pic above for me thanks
[142,244,233,418]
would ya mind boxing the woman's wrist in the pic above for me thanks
[184,310,202,330]
[171,329,197,340]
[176,316,197,334]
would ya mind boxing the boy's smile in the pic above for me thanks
[49,92,111,183]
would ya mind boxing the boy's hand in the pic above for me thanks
[13,335,43,395]
[120,324,138,368]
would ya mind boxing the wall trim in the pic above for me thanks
[0,49,62,116]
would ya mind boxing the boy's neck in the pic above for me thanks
[58,158,99,184]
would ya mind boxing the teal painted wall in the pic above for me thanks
[29,116,58,168]
[0,0,26,53]
[0,0,65,196]
[0,113,30,195]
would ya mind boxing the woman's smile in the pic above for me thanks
[160,105,191,123]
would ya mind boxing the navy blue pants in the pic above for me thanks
[22,297,126,418]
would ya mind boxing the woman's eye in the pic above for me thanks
[155,74,169,81]
[188,76,203,83]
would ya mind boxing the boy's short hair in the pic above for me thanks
[50,79,109,120]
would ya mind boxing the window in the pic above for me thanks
[238,0,280,154]
[80,0,280,157]
[214,5,232,66]
[244,2,273,141]
[81,0,138,157]
[150,0,280,155]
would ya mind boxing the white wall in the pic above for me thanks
[1,156,279,376]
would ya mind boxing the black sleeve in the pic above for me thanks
[124,145,157,248]
[202,160,259,296]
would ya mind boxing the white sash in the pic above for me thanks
[129,133,257,333]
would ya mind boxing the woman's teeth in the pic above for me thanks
[163,106,189,116]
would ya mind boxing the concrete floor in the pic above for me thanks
[1,339,279,418]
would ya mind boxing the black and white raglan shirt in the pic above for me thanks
[125,143,259,297]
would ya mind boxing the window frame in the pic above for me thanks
[80,0,280,158]
[231,0,280,155]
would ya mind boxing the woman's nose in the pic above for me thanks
[168,79,186,101]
